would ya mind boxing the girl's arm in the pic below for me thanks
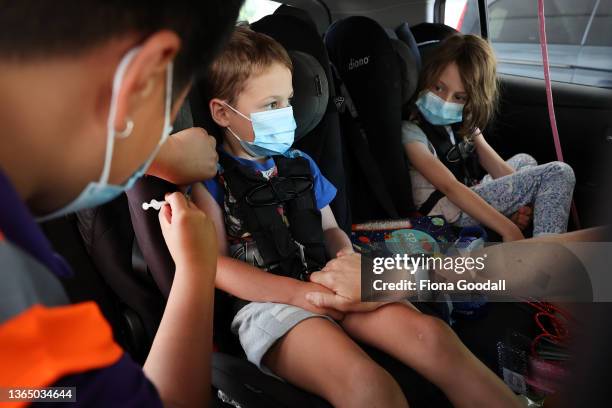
[321,205,353,258]
[190,183,343,318]
[405,141,524,241]
[473,130,514,179]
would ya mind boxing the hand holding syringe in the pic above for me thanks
[142,188,192,211]
[142,199,167,211]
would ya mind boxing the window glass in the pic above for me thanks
[482,0,611,88]
[238,0,282,23]
[443,0,481,35]
[585,1,612,47]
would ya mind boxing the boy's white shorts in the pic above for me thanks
[231,301,336,378]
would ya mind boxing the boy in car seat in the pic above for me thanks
[402,33,576,241]
[190,26,522,408]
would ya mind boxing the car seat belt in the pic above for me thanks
[331,63,400,219]
[537,0,581,229]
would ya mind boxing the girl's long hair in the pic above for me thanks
[415,33,499,139]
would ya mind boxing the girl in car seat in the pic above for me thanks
[402,33,575,241]
[191,26,522,408]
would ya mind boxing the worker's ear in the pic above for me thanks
[111,30,181,133]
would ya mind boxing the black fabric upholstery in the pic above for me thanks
[408,22,459,62]
[325,16,417,222]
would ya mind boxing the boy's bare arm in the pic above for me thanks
[321,205,353,258]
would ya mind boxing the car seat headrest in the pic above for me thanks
[389,38,419,105]
[325,16,419,108]
[273,4,319,33]
[395,22,422,71]
[289,50,329,140]
[409,22,458,62]
[273,4,328,36]
[251,13,335,142]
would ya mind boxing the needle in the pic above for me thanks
[142,199,167,211]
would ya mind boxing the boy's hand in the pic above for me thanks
[159,192,217,273]
[290,281,345,321]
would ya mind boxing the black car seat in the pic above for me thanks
[405,22,459,62]
[325,16,419,223]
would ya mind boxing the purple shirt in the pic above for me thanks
[0,170,163,407]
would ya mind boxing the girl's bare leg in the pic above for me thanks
[341,302,521,408]
[263,317,409,408]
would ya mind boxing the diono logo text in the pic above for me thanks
[348,56,370,70]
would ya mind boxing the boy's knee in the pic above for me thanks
[412,314,456,355]
[341,359,405,406]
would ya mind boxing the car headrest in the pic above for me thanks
[389,38,419,105]
[251,14,334,142]
[395,22,422,71]
[289,50,329,140]
[273,4,319,33]
[273,4,329,36]
[325,16,419,113]
[409,22,458,62]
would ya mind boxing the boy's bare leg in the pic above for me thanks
[263,317,409,408]
[341,302,522,408]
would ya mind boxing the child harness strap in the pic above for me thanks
[218,151,327,281]
[415,115,481,214]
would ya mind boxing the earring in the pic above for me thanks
[116,118,134,138]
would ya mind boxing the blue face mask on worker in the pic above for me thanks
[37,47,174,222]
[224,102,296,157]
[415,90,464,125]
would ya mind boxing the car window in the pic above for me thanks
[238,0,282,23]
[585,1,612,46]
[442,0,481,35]
[441,0,612,89]
[488,0,595,45]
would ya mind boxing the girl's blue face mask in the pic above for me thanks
[37,47,174,222]
[416,90,464,125]
[224,102,296,157]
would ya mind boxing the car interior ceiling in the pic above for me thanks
[39,0,611,407]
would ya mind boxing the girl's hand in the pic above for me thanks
[510,205,533,231]
[502,224,525,242]
[159,191,218,273]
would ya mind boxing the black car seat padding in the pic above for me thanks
[395,22,423,71]
[408,22,459,62]
[288,50,329,140]
[325,16,416,222]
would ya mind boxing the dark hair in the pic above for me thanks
[0,0,244,96]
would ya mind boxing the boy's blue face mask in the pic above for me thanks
[224,102,296,157]
[37,47,174,222]
[415,90,464,125]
